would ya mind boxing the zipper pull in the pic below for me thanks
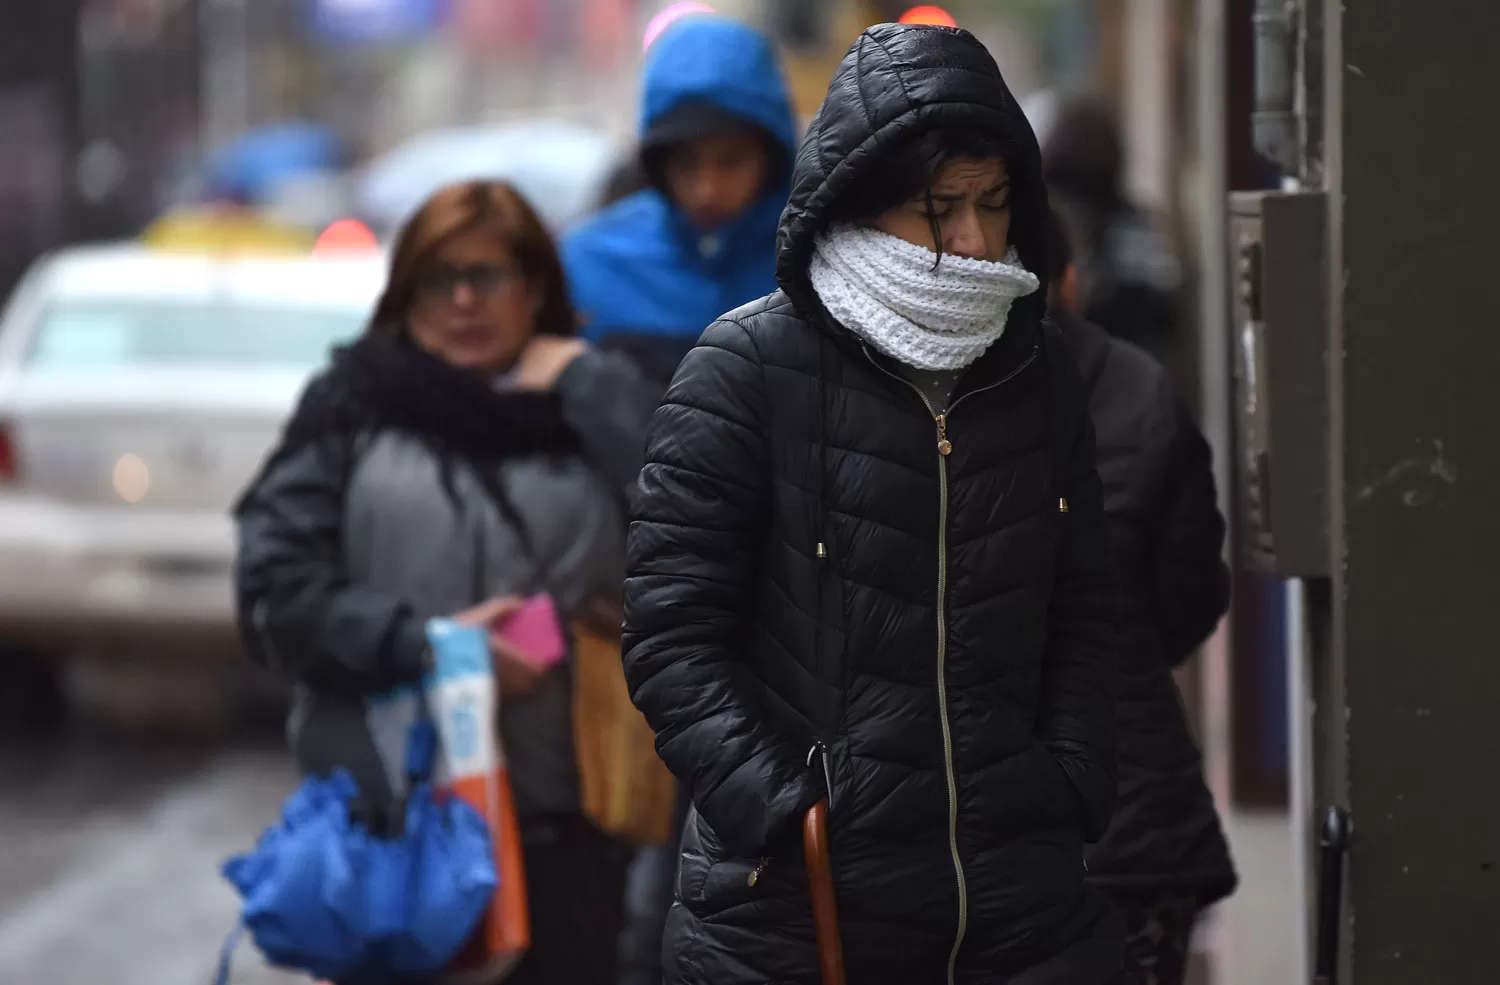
[748,857,770,887]
[807,741,835,810]
[936,414,952,456]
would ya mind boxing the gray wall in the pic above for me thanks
[1328,1,1500,980]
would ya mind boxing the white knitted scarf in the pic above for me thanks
[808,223,1041,371]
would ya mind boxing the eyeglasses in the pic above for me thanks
[412,263,516,304]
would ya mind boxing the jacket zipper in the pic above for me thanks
[863,345,1038,985]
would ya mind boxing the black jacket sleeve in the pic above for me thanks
[1150,399,1231,665]
[622,319,823,857]
[234,436,429,694]
[555,346,659,502]
[1039,328,1120,841]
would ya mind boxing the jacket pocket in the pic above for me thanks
[695,855,782,913]
[680,807,804,921]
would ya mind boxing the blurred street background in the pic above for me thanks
[0,3,1286,984]
[2,1,1493,984]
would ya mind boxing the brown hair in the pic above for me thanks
[371,180,576,338]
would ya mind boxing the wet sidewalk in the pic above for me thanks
[0,726,1300,985]
[1204,809,1299,985]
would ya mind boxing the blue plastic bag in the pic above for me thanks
[217,718,497,983]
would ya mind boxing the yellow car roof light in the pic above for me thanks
[143,208,314,256]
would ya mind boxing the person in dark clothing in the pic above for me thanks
[1042,97,1181,362]
[1047,209,1236,985]
[233,181,656,985]
[623,24,1122,985]
[562,13,798,389]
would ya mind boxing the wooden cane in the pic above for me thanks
[803,800,846,985]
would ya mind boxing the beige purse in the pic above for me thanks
[570,603,679,845]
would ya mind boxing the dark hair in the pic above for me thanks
[826,127,1025,267]
[1041,97,1124,262]
[1041,96,1124,209]
[372,180,577,339]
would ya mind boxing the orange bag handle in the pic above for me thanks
[803,800,846,985]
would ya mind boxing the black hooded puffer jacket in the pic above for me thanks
[1062,312,1237,904]
[623,24,1122,985]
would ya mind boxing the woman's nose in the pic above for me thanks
[451,281,478,309]
[944,207,990,260]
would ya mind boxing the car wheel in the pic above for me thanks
[0,648,68,734]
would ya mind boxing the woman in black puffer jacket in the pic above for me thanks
[623,23,1121,985]
[1048,210,1236,985]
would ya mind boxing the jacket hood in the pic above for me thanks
[639,16,798,163]
[775,24,1049,322]
[560,17,794,349]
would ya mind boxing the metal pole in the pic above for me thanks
[1286,577,1314,982]
[1319,0,1349,977]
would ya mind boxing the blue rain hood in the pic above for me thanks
[637,15,798,155]
[562,15,797,349]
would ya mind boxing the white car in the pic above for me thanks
[0,243,385,659]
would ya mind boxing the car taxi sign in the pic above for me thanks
[143,208,314,255]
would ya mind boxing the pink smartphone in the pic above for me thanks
[492,594,567,669]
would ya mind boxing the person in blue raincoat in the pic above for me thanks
[561,13,798,389]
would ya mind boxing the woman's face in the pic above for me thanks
[868,155,1012,263]
[406,227,536,375]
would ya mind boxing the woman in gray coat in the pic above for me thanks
[233,180,656,985]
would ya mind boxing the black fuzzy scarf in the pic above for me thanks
[242,331,580,526]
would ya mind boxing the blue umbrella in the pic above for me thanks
[356,120,618,234]
[207,122,345,204]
